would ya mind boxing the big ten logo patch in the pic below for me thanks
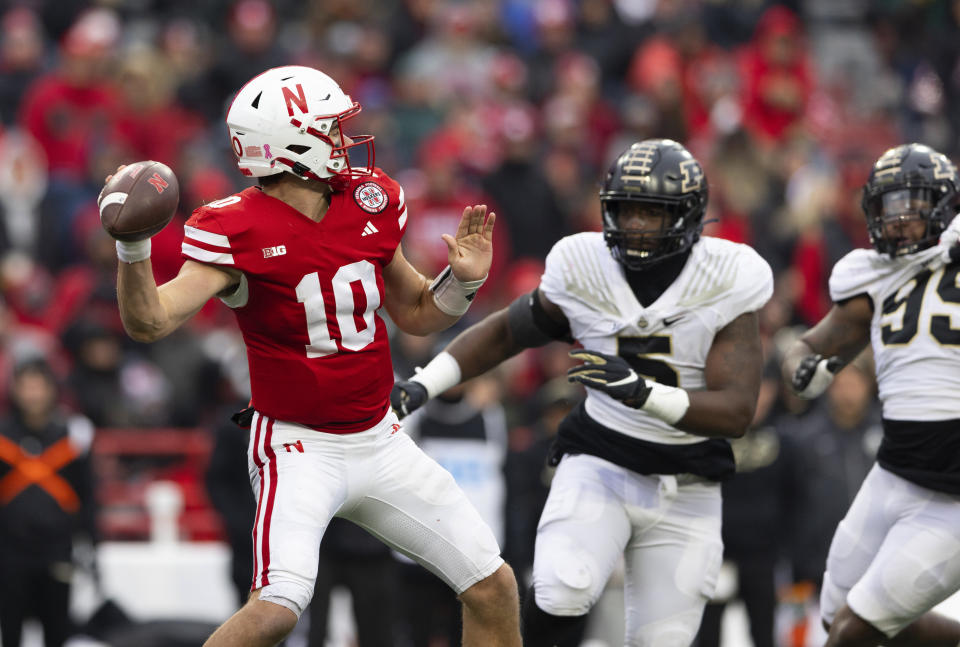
[354,182,388,214]
[262,245,287,258]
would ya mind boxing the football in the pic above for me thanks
[99,161,179,242]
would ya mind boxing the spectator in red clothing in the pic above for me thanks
[112,48,205,171]
[17,8,123,270]
[783,165,852,327]
[737,6,815,146]
[18,8,121,181]
[670,15,742,148]
[626,36,688,144]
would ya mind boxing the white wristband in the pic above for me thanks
[410,351,462,398]
[116,239,151,263]
[641,382,690,425]
[430,265,486,317]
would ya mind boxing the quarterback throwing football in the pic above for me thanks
[103,66,521,647]
[393,139,774,646]
[784,143,960,647]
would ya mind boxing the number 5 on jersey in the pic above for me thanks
[619,335,679,386]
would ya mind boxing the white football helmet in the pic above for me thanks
[226,65,374,187]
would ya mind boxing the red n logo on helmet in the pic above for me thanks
[282,84,308,116]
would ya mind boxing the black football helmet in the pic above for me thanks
[862,143,959,257]
[599,139,708,271]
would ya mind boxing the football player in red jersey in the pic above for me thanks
[101,66,521,647]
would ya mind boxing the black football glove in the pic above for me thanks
[566,350,651,409]
[791,354,843,399]
[390,380,428,420]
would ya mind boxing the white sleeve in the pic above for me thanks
[829,249,877,302]
[715,244,774,328]
[538,235,619,338]
[182,221,236,266]
[735,246,774,312]
[539,237,570,305]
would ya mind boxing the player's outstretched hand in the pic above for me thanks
[443,204,495,283]
[567,350,652,409]
[791,354,842,399]
[390,380,428,420]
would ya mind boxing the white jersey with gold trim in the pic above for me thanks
[829,246,960,420]
[540,233,773,445]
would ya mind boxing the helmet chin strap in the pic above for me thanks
[623,248,692,307]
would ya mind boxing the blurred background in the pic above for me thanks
[0,0,958,646]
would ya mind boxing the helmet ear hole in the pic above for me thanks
[287,144,311,155]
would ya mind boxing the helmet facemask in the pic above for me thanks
[864,187,944,257]
[602,195,702,271]
[282,105,374,189]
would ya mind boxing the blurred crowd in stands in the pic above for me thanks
[0,0,957,644]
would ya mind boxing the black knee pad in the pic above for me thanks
[521,586,588,647]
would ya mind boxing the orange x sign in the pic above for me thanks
[0,435,80,512]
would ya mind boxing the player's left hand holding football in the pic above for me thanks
[567,350,652,409]
[443,204,496,282]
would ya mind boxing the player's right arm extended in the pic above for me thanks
[781,295,873,398]
[391,288,571,418]
[117,260,238,343]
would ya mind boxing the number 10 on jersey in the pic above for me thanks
[295,260,380,357]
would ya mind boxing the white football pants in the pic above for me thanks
[532,453,723,647]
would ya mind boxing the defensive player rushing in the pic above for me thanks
[101,66,521,647]
[784,143,960,647]
[393,139,774,646]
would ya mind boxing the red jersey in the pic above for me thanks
[182,170,407,432]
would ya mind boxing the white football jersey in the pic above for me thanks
[829,246,960,420]
[540,233,773,445]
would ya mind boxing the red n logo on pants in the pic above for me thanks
[283,440,304,453]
